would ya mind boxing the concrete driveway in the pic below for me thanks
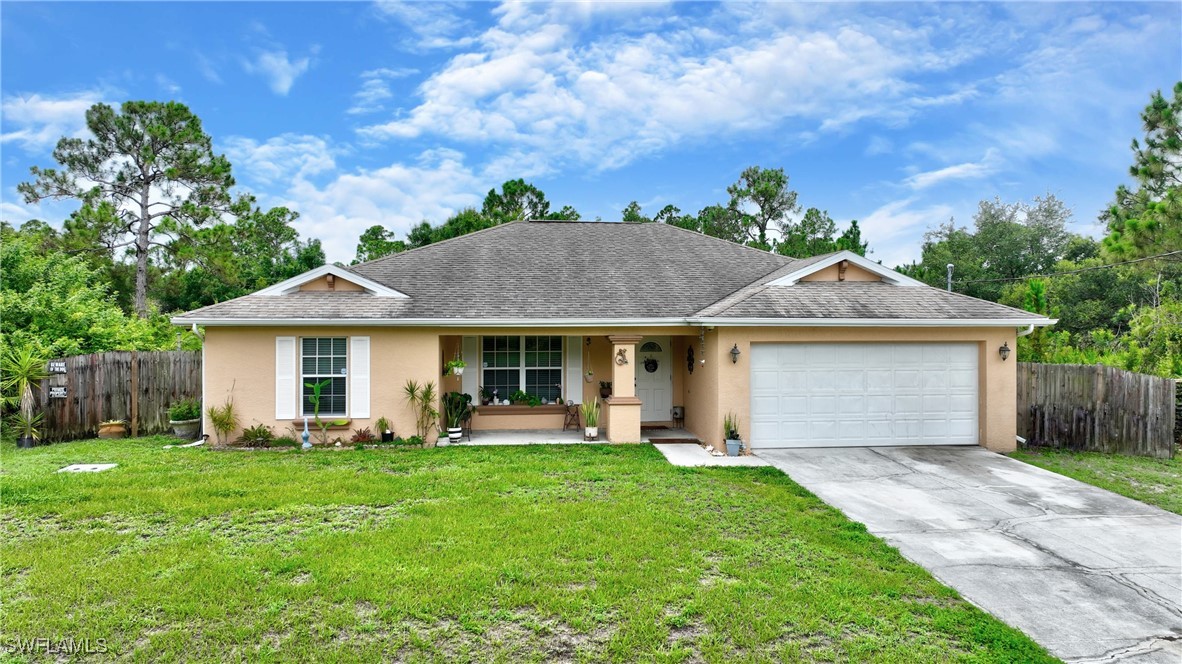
[757,446,1182,663]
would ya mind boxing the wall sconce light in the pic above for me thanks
[999,342,1011,361]
[699,329,706,366]
[730,344,741,364]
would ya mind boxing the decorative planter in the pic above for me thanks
[436,432,449,447]
[170,418,201,440]
[584,373,594,383]
[725,439,742,457]
[585,426,599,441]
[447,427,463,444]
[381,430,394,443]
[98,422,127,439]
[599,387,611,400]
[17,435,36,449]
[452,367,464,376]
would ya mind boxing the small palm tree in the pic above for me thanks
[2,345,49,443]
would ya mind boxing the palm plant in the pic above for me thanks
[581,399,600,428]
[304,378,348,445]
[403,379,439,439]
[2,345,49,445]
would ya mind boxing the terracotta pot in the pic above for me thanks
[98,423,126,439]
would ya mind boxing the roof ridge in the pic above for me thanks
[350,219,525,270]
[691,258,802,318]
[655,220,801,262]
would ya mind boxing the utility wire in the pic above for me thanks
[953,250,1182,285]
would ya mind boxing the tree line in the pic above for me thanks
[3,84,1178,378]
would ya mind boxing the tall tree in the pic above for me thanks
[1104,82,1182,259]
[18,101,237,316]
[621,201,650,223]
[836,220,870,256]
[481,179,552,223]
[777,207,838,258]
[353,225,406,264]
[726,166,800,250]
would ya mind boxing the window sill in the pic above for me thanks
[476,405,566,416]
[292,418,352,429]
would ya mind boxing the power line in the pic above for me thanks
[953,250,1182,285]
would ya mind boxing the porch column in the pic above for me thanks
[606,334,643,442]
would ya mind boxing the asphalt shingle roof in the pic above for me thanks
[172,220,1042,324]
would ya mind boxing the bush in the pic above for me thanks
[236,423,275,446]
[350,427,376,443]
[271,436,299,448]
[168,398,201,421]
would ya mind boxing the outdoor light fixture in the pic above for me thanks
[999,342,1011,361]
[730,344,741,364]
[699,329,706,365]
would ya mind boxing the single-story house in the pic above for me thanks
[172,220,1054,452]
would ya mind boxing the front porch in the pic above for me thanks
[438,331,711,444]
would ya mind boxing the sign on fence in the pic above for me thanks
[1017,362,1176,459]
[36,350,201,442]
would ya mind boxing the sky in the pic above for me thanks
[2,1,1179,267]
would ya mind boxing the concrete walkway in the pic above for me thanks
[757,446,1182,663]
[654,443,770,467]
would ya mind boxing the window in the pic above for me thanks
[302,337,347,416]
[482,336,563,402]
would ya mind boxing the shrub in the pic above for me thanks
[207,399,240,445]
[351,427,376,443]
[237,423,275,446]
[271,436,299,448]
[168,398,201,421]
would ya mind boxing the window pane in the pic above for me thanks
[332,338,347,355]
[302,357,316,374]
[482,369,519,401]
[301,337,347,416]
[302,338,316,354]
[526,369,562,402]
[318,338,331,355]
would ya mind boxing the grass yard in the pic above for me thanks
[1011,447,1182,515]
[1,438,1053,663]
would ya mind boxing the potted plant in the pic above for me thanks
[584,369,594,383]
[479,386,493,406]
[2,345,48,449]
[599,381,612,400]
[509,389,531,405]
[581,398,601,441]
[375,416,394,443]
[441,391,471,445]
[98,419,127,439]
[13,412,44,448]
[723,412,743,457]
[207,398,240,446]
[444,357,466,376]
[168,397,202,439]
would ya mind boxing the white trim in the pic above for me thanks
[768,251,928,287]
[255,264,408,298]
[175,316,1056,328]
[690,317,1057,327]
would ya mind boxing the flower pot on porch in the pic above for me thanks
[381,430,394,443]
[447,427,463,444]
[725,438,742,457]
[170,418,201,440]
[585,426,598,441]
[599,387,611,400]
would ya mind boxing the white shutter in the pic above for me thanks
[461,336,478,401]
[565,336,583,404]
[350,336,371,419]
[275,337,296,420]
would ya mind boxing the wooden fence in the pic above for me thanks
[1017,362,1176,458]
[36,351,201,442]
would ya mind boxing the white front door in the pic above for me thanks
[749,342,979,448]
[636,337,672,423]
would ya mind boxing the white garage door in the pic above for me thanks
[750,343,978,448]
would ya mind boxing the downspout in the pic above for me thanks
[1017,324,1035,337]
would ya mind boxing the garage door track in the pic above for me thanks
[758,446,1182,663]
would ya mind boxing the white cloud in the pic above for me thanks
[858,198,955,268]
[904,149,1000,190]
[221,134,337,187]
[360,5,965,173]
[347,67,417,115]
[196,52,223,84]
[865,136,893,157]
[243,47,315,95]
[0,90,106,153]
[373,1,475,49]
[156,74,182,95]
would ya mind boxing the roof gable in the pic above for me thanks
[767,251,926,287]
[256,264,408,298]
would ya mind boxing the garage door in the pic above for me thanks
[750,343,978,448]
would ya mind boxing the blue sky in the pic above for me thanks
[2,1,1179,266]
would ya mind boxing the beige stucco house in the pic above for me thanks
[172,220,1053,452]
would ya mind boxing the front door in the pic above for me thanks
[636,337,672,423]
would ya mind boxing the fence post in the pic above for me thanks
[130,350,139,438]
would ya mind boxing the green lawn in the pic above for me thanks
[1011,447,1182,515]
[1,438,1052,663]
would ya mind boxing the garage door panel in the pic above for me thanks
[751,342,978,449]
